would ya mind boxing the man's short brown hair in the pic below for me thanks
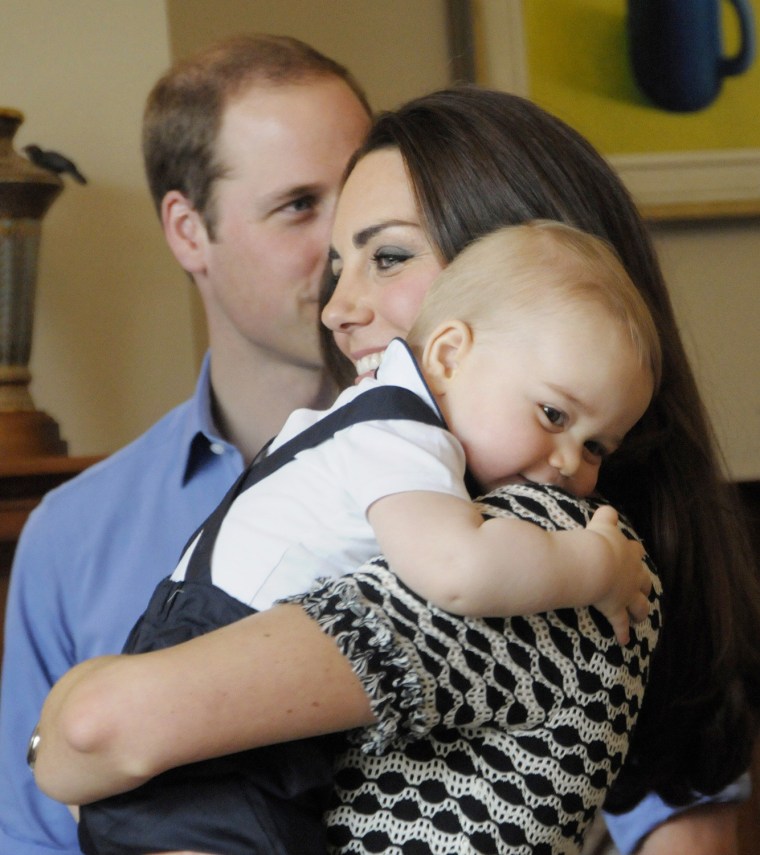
[142,34,370,236]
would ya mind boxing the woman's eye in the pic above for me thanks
[373,247,412,270]
[541,405,566,427]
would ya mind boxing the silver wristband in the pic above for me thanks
[27,724,41,771]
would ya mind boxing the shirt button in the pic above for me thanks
[209,442,226,456]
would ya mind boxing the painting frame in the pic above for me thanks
[457,0,760,221]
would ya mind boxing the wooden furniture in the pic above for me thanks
[0,455,100,663]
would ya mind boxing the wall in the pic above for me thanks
[3,1,758,481]
[2,0,196,457]
[166,0,450,111]
[651,218,759,480]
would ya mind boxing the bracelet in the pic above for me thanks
[27,724,41,771]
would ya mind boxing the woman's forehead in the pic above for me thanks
[333,149,421,242]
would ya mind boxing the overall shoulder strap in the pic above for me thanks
[184,386,445,582]
[247,385,443,487]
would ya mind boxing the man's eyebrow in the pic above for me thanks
[353,220,419,248]
[264,184,320,207]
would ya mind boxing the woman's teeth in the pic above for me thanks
[355,351,385,376]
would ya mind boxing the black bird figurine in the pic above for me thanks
[23,145,87,184]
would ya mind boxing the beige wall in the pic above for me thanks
[3,1,758,480]
[2,0,196,457]
[651,219,759,480]
[166,0,451,111]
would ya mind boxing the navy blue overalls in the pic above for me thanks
[78,386,450,855]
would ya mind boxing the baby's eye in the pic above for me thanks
[583,440,609,461]
[373,247,412,270]
[541,405,567,427]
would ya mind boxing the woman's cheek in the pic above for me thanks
[392,276,437,334]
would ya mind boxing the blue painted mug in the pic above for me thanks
[627,0,756,111]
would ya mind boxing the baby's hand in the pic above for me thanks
[585,506,652,645]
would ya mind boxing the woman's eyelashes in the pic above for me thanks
[326,244,412,285]
[372,246,413,271]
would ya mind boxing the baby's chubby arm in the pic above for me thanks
[367,492,652,644]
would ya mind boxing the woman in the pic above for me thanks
[320,87,760,811]
[34,88,760,853]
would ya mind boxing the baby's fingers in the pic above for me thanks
[588,505,619,530]
[627,591,651,624]
[608,610,631,646]
[637,560,653,595]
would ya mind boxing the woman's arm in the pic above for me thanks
[34,604,374,806]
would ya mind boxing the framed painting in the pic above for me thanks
[459,0,760,220]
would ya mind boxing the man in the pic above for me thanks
[0,34,371,854]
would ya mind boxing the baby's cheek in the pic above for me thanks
[574,466,601,498]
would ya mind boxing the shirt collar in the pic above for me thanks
[182,352,242,484]
[376,338,447,426]
[378,338,482,499]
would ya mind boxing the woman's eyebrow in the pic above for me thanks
[352,220,419,248]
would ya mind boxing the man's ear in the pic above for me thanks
[161,190,209,276]
[420,320,474,394]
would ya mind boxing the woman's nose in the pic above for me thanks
[321,276,373,332]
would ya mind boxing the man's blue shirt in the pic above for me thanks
[0,356,244,854]
[603,774,751,854]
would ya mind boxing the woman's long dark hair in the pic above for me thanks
[320,86,760,810]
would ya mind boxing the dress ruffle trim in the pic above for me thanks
[283,568,429,754]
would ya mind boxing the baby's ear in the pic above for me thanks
[420,320,474,393]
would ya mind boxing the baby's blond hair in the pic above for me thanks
[408,221,662,390]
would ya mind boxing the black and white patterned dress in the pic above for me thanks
[291,484,662,854]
